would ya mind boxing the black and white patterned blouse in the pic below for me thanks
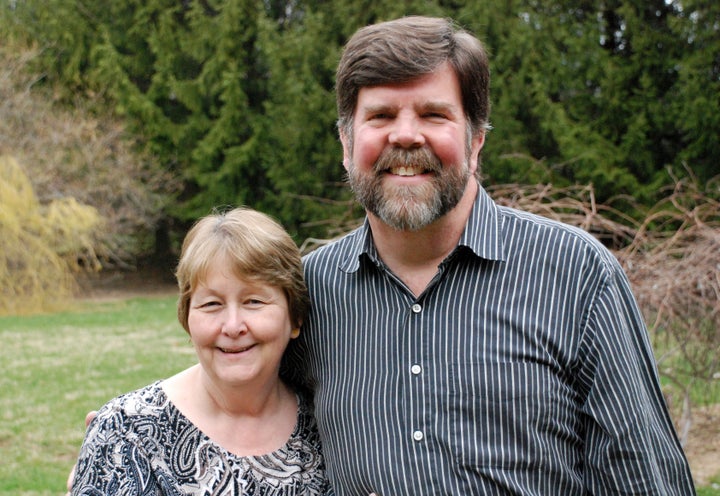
[72,381,331,495]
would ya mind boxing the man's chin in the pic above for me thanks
[374,202,440,232]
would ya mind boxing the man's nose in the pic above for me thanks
[388,114,425,148]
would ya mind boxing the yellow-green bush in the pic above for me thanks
[0,44,177,267]
[0,155,102,315]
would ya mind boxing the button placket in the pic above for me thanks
[409,301,426,444]
[410,302,423,378]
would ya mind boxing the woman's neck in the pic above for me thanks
[162,365,298,456]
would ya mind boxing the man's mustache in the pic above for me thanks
[373,147,443,173]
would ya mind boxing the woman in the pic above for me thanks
[71,207,331,495]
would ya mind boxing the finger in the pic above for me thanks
[85,410,97,428]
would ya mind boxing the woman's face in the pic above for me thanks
[187,259,294,390]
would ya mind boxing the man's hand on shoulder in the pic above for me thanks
[65,411,97,495]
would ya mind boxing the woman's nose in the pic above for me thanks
[222,308,247,337]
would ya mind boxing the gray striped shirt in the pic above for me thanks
[290,183,694,495]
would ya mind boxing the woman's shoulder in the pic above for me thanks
[288,391,324,454]
[92,380,169,428]
[241,390,330,493]
[295,390,318,426]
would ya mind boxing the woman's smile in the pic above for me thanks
[217,344,256,354]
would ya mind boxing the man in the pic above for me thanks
[70,15,694,496]
[288,15,695,494]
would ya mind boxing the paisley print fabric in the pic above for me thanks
[72,381,331,495]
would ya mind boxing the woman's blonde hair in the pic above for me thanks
[175,207,309,333]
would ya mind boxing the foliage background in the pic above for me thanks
[2,0,717,255]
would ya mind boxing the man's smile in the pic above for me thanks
[388,165,428,176]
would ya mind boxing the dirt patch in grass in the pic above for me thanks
[683,403,720,486]
[76,267,177,302]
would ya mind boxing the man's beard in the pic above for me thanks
[347,146,471,231]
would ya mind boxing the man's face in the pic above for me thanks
[341,62,484,231]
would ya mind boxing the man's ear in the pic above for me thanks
[468,131,486,177]
[339,129,352,172]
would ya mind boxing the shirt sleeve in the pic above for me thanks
[576,262,695,494]
[71,405,157,496]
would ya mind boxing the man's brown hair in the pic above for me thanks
[335,16,491,138]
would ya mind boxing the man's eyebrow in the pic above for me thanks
[359,101,458,115]
[418,101,459,114]
[359,103,397,115]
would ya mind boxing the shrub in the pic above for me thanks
[0,44,178,268]
[0,156,102,314]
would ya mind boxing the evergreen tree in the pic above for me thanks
[459,0,708,205]
[254,8,349,239]
[4,0,717,246]
[669,0,720,180]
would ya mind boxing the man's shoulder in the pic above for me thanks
[496,204,617,264]
[302,225,364,266]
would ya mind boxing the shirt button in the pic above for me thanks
[410,364,422,375]
[411,303,422,313]
[413,430,424,441]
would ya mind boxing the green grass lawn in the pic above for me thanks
[1,295,718,494]
[0,296,196,495]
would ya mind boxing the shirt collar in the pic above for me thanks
[339,181,506,273]
[458,183,506,262]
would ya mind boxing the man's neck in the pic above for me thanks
[368,179,478,296]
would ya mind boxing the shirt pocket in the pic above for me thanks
[446,361,578,470]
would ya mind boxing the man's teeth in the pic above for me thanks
[390,166,423,176]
